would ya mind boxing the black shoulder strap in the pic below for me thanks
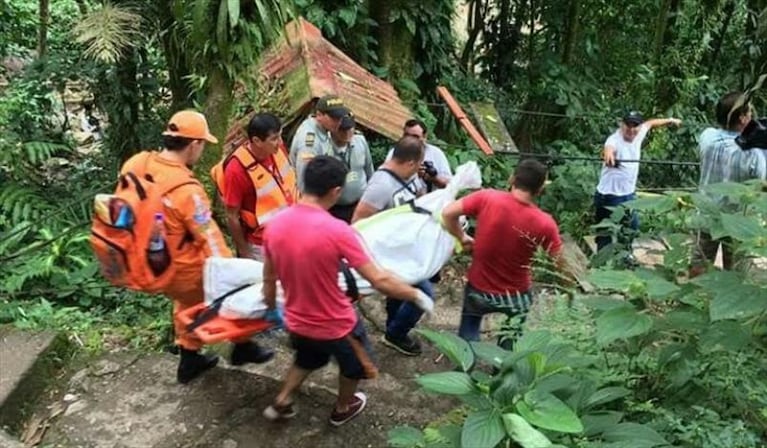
[378,168,417,196]
[340,261,359,303]
[186,283,254,332]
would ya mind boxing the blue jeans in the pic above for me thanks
[593,192,639,253]
[457,283,532,350]
[385,280,433,340]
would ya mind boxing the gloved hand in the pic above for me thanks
[264,307,284,328]
[414,289,435,315]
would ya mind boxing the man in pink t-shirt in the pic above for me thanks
[442,159,568,349]
[261,155,434,427]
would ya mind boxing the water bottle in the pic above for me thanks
[147,213,170,276]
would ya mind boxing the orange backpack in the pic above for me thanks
[90,154,200,293]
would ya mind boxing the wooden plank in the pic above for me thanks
[436,86,494,155]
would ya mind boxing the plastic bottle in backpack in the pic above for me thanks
[147,213,171,276]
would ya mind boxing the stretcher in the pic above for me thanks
[176,301,275,344]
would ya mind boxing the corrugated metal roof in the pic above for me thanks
[226,18,411,151]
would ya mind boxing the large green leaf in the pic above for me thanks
[534,374,578,395]
[416,372,476,395]
[720,213,767,241]
[698,320,751,352]
[658,310,707,332]
[418,329,474,371]
[388,426,424,448]
[515,390,584,434]
[461,410,505,448]
[470,341,509,368]
[596,307,653,345]
[425,424,461,448]
[580,411,624,437]
[581,296,631,311]
[502,413,552,448]
[588,270,639,292]
[709,286,767,321]
[583,387,631,409]
[691,270,743,296]
[601,423,668,447]
[634,269,680,299]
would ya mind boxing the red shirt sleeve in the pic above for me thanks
[541,217,563,256]
[223,162,252,209]
[461,189,489,216]
[336,226,372,269]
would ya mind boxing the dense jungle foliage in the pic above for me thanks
[1,0,765,447]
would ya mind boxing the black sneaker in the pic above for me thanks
[177,348,219,384]
[381,334,422,356]
[263,401,297,421]
[329,392,367,426]
[230,341,274,366]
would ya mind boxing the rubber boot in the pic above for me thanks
[230,341,274,366]
[177,348,219,384]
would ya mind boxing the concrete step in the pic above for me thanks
[0,327,72,434]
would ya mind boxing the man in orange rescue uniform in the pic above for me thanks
[121,110,274,384]
[211,112,297,261]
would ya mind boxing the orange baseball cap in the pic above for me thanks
[162,110,219,144]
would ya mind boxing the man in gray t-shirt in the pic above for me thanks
[353,137,423,221]
[352,136,434,357]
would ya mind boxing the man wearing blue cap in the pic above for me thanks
[593,111,682,258]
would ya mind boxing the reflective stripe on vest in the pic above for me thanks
[218,145,297,230]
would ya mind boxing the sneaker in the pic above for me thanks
[230,341,275,366]
[263,401,297,421]
[381,334,422,356]
[329,392,367,427]
[177,349,219,384]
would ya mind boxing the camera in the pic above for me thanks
[421,160,438,177]
[736,118,767,150]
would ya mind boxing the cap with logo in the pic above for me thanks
[162,110,218,144]
[316,95,350,119]
[622,111,644,127]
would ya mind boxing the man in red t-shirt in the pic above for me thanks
[442,159,568,348]
[261,155,433,427]
[223,113,296,261]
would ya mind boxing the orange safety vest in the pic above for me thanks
[211,145,297,231]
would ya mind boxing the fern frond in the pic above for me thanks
[0,184,52,228]
[72,4,144,63]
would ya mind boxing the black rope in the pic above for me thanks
[437,141,700,167]
[494,150,700,166]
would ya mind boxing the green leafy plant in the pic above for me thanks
[388,329,668,448]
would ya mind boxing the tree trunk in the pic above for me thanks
[370,0,415,94]
[159,0,194,111]
[460,0,485,72]
[37,0,49,58]
[560,0,581,66]
[95,49,141,164]
[705,0,735,76]
[198,67,234,182]
[652,0,680,66]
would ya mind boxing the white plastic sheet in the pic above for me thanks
[342,161,482,291]
[204,161,482,320]
[203,257,283,320]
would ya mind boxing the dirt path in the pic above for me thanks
[38,266,472,448]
